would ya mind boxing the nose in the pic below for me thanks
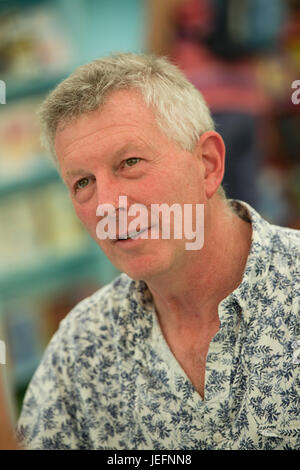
[95,174,133,241]
[95,172,129,219]
[95,172,121,208]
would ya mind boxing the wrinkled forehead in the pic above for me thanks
[55,88,159,148]
[54,88,172,169]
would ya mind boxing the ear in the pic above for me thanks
[196,131,225,200]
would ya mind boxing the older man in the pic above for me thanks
[16,53,299,450]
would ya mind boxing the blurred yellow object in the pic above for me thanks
[0,369,18,450]
[255,57,293,100]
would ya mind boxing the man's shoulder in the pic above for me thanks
[268,222,300,257]
[75,271,133,310]
[262,221,299,287]
[59,272,134,334]
[234,199,299,262]
[28,272,139,379]
[266,223,299,281]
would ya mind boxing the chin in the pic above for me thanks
[122,256,175,283]
[101,240,181,282]
[120,262,160,282]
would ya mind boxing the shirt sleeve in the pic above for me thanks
[15,315,87,450]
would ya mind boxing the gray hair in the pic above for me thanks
[38,52,226,198]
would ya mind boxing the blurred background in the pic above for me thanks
[0,0,299,425]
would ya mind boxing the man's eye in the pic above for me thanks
[74,177,90,191]
[123,157,141,168]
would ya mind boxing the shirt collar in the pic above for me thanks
[220,199,274,317]
[129,199,275,322]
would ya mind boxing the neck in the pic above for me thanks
[145,198,252,335]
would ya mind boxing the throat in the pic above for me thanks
[159,320,220,400]
[168,340,211,399]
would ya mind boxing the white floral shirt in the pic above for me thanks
[16,200,300,450]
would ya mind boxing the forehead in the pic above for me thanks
[54,89,161,159]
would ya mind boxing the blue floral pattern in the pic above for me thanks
[16,200,300,449]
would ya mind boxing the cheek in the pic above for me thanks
[137,175,172,203]
[73,202,97,234]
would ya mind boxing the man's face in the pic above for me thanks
[55,89,207,281]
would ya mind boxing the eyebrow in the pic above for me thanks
[64,142,146,180]
[65,168,89,179]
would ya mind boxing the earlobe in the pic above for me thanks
[197,131,225,199]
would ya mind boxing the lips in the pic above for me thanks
[116,226,149,241]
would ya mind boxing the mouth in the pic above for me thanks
[116,227,150,242]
